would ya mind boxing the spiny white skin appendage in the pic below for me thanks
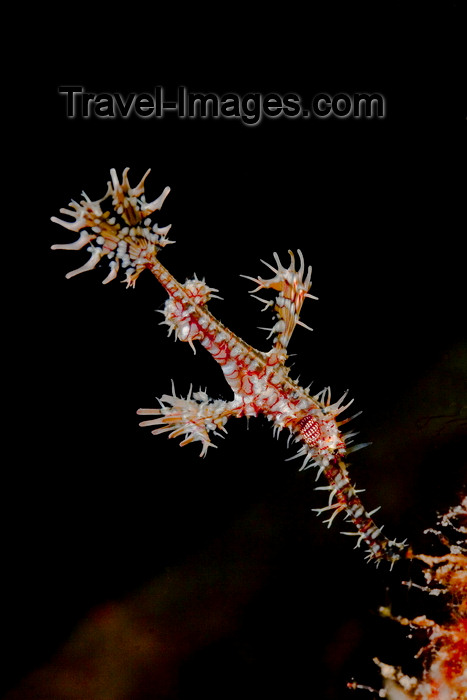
[51,168,407,565]
[137,384,231,458]
[51,167,173,287]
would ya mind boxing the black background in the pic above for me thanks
[5,6,466,699]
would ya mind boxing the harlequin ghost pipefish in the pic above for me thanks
[51,168,407,565]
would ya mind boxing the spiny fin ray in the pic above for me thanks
[242,249,317,356]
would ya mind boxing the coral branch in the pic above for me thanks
[374,497,467,699]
